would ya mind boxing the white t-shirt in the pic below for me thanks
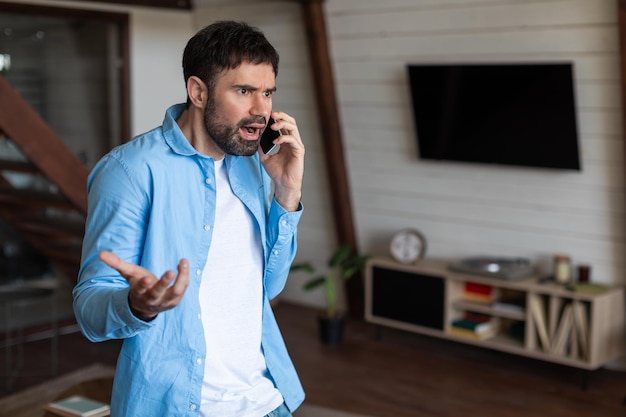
[199,159,283,417]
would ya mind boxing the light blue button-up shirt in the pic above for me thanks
[73,104,305,416]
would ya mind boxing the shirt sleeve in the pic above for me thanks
[263,197,303,300]
[73,154,156,342]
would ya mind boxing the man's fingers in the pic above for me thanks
[134,259,189,308]
[174,259,189,289]
[133,277,152,296]
[100,251,189,315]
[99,250,142,279]
[151,259,189,300]
[98,250,122,269]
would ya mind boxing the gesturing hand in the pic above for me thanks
[99,251,190,321]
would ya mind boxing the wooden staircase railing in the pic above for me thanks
[0,74,89,281]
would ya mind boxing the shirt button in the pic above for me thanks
[204,224,211,231]
[196,358,202,365]
[205,178,212,185]
[190,404,197,411]
[197,313,201,319]
[273,250,279,255]
[280,220,287,226]
[196,269,202,275]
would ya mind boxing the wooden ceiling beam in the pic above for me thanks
[62,0,192,9]
[618,0,626,256]
[300,0,363,318]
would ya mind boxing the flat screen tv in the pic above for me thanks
[407,62,581,171]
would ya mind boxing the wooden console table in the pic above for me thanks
[365,257,626,377]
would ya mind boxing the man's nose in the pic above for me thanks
[250,94,271,119]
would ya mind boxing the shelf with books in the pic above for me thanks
[445,309,526,349]
[446,313,499,340]
[492,290,526,315]
[365,257,626,371]
[452,291,526,321]
[463,281,497,303]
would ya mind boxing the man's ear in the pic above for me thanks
[187,76,207,108]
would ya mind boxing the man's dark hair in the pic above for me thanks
[182,21,279,105]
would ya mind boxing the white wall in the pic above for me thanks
[129,10,194,133]
[194,0,626,309]
[7,0,625,311]
[327,0,624,284]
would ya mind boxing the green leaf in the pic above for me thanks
[290,262,315,273]
[353,255,371,265]
[302,276,326,290]
[340,255,370,280]
[341,265,359,280]
[294,245,370,317]
[328,243,352,267]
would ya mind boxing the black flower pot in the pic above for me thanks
[318,316,345,345]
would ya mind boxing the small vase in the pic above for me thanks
[318,316,345,345]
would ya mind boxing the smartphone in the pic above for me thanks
[260,117,282,156]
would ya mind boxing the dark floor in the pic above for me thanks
[1,302,625,417]
[279,303,626,417]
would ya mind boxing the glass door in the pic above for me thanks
[0,13,124,168]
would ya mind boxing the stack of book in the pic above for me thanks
[463,282,495,303]
[44,395,110,417]
[448,314,499,340]
[492,296,526,314]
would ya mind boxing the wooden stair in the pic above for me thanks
[0,74,89,282]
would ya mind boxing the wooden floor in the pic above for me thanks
[1,302,625,417]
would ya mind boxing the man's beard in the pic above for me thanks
[203,98,263,156]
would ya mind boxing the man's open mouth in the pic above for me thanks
[240,125,260,140]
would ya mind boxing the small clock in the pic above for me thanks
[389,229,427,264]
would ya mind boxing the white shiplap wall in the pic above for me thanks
[327,0,625,284]
[194,0,626,308]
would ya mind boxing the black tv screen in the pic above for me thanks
[407,62,581,171]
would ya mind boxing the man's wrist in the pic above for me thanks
[129,302,157,322]
[274,189,302,212]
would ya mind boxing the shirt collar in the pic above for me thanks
[162,103,244,169]
[163,103,200,157]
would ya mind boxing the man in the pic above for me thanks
[73,21,305,417]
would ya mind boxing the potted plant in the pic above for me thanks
[291,243,370,345]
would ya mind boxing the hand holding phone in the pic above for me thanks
[260,117,286,156]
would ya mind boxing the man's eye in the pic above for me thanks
[263,91,274,98]
[237,88,248,95]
